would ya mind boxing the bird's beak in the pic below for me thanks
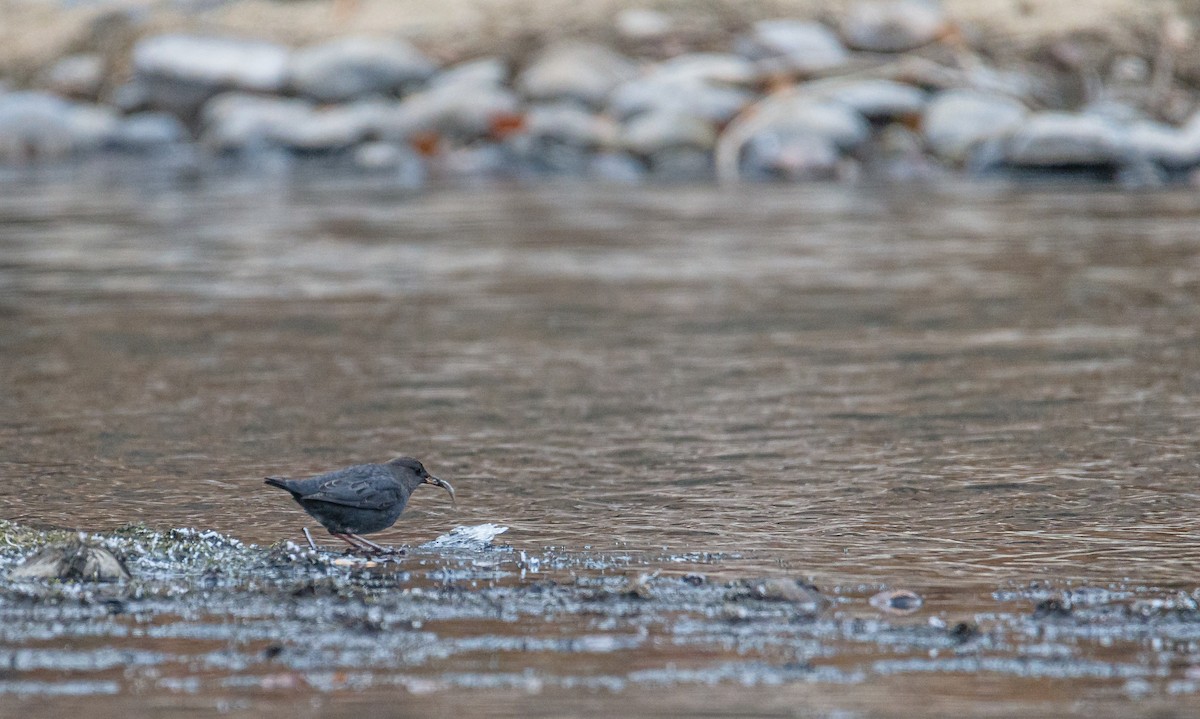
[424,475,456,507]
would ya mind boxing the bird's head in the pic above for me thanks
[386,456,456,506]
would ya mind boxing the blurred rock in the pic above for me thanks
[352,141,426,186]
[523,102,616,148]
[112,112,189,152]
[922,89,1027,163]
[42,54,106,101]
[870,588,924,615]
[740,130,840,181]
[621,109,717,156]
[429,57,509,91]
[765,98,871,151]
[609,52,756,125]
[133,34,289,116]
[288,37,436,103]
[380,82,520,142]
[841,0,947,52]
[271,104,376,153]
[63,103,122,153]
[1124,119,1200,169]
[647,146,712,182]
[200,92,314,153]
[589,150,645,183]
[0,91,75,162]
[738,20,849,75]
[615,8,674,41]
[806,78,928,121]
[517,41,638,107]
[9,540,130,582]
[1000,112,1126,167]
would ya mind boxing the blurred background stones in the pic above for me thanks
[0,0,1196,187]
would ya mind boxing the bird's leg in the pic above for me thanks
[330,532,402,556]
[346,533,404,555]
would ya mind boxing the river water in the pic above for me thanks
[2,177,1200,716]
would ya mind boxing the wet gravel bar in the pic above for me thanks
[3,519,1200,717]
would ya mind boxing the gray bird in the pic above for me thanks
[264,457,456,553]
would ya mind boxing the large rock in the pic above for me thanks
[921,89,1027,163]
[0,92,77,161]
[621,109,717,156]
[1123,112,1200,169]
[737,20,849,75]
[132,34,290,117]
[840,0,947,52]
[200,92,315,152]
[516,41,638,107]
[42,54,106,101]
[805,78,928,121]
[609,53,756,123]
[377,82,521,142]
[288,37,436,103]
[1000,112,1127,167]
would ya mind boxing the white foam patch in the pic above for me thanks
[422,524,509,550]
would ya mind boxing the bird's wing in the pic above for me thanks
[299,466,404,510]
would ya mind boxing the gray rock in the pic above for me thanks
[655,53,759,86]
[133,34,289,93]
[615,8,674,41]
[922,89,1027,163]
[0,91,75,162]
[353,142,426,186]
[112,112,189,151]
[609,74,753,124]
[589,151,645,183]
[608,53,757,124]
[806,78,928,121]
[271,104,375,153]
[765,98,871,151]
[740,130,840,181]
[42,54,106,100]
[9,541,130,582]
[648,146,712,182]
[523,102,616,148]
[1123,120,1200,168]
[621,110,717,156]
[1001,112,1126,167]
[429,57,509,91]
[379,82,520,142]
[841,0,947,53]
[200,92,314,152]
[738,20,849,75]
[288,36,436,103]
[516,41,638,107]
[63,103,122,152]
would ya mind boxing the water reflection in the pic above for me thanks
[2,181,1199,589]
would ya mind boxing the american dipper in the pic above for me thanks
[264,457,455,552]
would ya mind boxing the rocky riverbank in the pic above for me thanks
[1,0,1199,187]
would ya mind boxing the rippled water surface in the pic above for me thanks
[2,178,1200,716]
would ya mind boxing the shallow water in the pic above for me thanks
[2,177,1200,716]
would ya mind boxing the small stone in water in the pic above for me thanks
[9,540,130,582]
[869,588,924,614]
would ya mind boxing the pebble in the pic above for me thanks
[517,41,638,107]
[615,8,674,41]
[0,91,75,162]
[840,0,948,53]
[42,54,106,101]
[739,20,849,75]
[921,89,1028,163]
[112,112,189,152]
[999,112,1127,167]
[9,540,130,582]
[869,588,924,615]
[132,34,289,115]
[288,36,436,103]
[806,78,928,121]
[621,109,717,156]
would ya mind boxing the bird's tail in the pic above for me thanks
[263,476,299,496]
